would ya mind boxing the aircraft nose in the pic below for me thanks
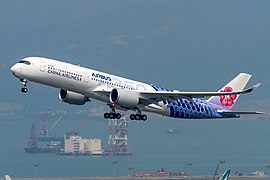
[10,64,21,75]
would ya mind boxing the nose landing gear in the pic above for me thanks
[20,79,28,93]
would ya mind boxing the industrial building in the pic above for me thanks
[63,135,102,155]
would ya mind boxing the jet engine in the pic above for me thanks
[59,89,89,105]
[109,88,139,107]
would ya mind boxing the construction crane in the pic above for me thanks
[38,112,65,142]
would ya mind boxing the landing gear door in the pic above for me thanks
[84,72,89,83]
[40,61,46,72]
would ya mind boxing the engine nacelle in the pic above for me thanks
[110,88,139,107]
[59,89,89,105]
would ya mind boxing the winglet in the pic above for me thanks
[243,83,261,93]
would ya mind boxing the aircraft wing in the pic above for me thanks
[92,86,112,96]
[139,83,261,104]
[91,83,260,107]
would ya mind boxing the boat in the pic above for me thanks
[24,141,63,153]
[167,128,175,133]
[250,171,267,176]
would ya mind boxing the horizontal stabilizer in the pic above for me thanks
[217,110,267,115]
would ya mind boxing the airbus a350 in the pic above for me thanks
[10,57,265,120]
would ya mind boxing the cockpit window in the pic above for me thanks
[18,60,31,65]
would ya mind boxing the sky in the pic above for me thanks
[1,1,270,178]
[1,0,270,118]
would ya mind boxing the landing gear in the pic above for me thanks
[20,79,28,93]
[21,87,28,93]
[103,104,147,121]
[130,114,147,121]
[104,112,121,119]
[104,104,122,119]
[130,109,147,121]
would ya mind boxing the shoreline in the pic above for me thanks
[1,175,269,180]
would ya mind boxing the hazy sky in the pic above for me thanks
[1,0,270,118]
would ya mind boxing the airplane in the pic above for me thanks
[219,170,230,180]
[10,57,265,120]
[4,175,12,180]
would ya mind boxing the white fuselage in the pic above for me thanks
[11,57,170,116]
[12,56,261,119]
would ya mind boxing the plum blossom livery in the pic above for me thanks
[219,86,237,107]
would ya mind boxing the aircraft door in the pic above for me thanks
[40,61,46,72]
[84,72,89,83]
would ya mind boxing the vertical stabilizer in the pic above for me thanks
[219,170,230,180]
[4,175,13,180]
[207,73,252,109]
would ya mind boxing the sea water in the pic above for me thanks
[0,114,269,178]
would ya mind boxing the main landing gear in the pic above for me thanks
[129,114,147,121]
[104,112,122,119]
[129,109,147,121]
[103,105,147,121]
[20,79,28,93]
[104,104,122,119]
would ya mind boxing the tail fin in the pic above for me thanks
[207,73,252,109]
[4,175,13,180]
[219,170,230,180]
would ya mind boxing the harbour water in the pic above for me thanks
[0,113,269,178]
